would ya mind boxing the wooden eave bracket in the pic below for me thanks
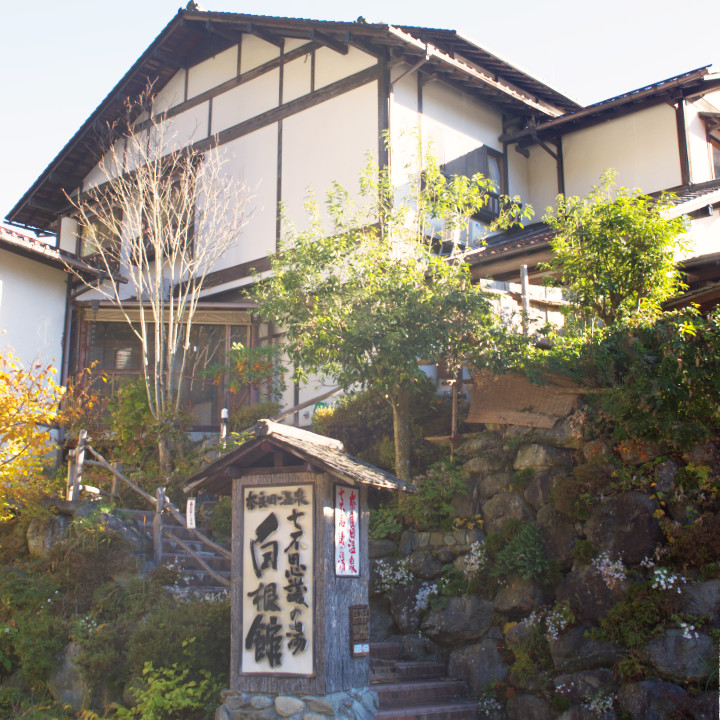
[244,23,284,48]
[311,29,349,55]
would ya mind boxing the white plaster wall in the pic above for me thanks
[284,38,311,53]
[507,143,530,206]
[563,104,681,197]
[388,66,420,191]
[157,103,209,155]
[241,34,279,73]
[315,46,376,89]
[281,81,379,232]
[421,80,504,165]
[527,144,560,216]
[686,102,714,184]
[282,54,312,104]
[0,251,67,366]
[58,217,79,254]
[205,124,279,270]
[154,69,187,114]
[211,69,280,135]
[83,140,126,190]
[187,45,238,99]
[682,213,720,260]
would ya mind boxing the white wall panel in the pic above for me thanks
[0,251,67,367]
[686,102,713,184]
[158,103,209,155]
[421,80,504,163]
[153,69,187,114]
[563,105,681,197]
[204,124,279,271]
[282,54,312,104]
[187,46,238,99]
[683,213,720,261]
[241,34,280,73]
[315,46,375,89]
[211,70,280,135]
[389,66,420,191]
[58,217,78,254]
[281,82,378,232]
[83,140,125,190]
[527,145,559,217]
[284,38,312,53]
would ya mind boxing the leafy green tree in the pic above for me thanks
[543,171,687,327]
[257,151,526,479]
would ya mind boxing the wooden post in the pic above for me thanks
[521,264,530,337]
[110,462,118,499]
[153,487,166,566]
[71,430,87,501]
[450,370,459,461]
[66,449,76,501]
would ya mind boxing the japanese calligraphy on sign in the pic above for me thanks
[335,485,359,577]
[242,485,314,675]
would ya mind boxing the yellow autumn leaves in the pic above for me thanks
[0,345,66,518]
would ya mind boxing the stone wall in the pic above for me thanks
[369,410,720,719]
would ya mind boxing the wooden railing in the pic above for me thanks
[66,433,230,587]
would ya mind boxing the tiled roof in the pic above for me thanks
[465,222,556,267]
[184,419,415,496]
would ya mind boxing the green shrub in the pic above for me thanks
[489,522,548,581]
[369,505,403,540]
[396,459,468,531]
[126,598,230,679]
[208,498,232,544]
[12,609,68,687]
[113,661,222,720]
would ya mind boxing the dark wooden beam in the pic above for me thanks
[27,197,59,214]
[676,101,691,186]
[244,23,284,49]
[205,21,244,46]
[310,29,348,55]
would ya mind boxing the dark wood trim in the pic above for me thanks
[276,55,284,251]
[556,137,565,196]
[310,48,316,93]
[201,255,273,290]
[197,64,380,153]
[137,42,321,132]
[311,29,348,55]
[378,52,389,168]
[236,35,242,76]
[676,100,691,186]
[183,66,189,103]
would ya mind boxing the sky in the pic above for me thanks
[2,0,719,231]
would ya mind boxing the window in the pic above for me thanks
[79,207,123,270]
[442,146,505,223]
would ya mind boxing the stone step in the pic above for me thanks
[393,661,446,681]
[374,680,468,709]
[369,642,403,660]
[161,551,231,572]
[375,699,480,720]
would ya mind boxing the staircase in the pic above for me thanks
[128,509,231,595]
[370,642,480,719]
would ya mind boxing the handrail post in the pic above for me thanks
[70,430,87,501]
[153,487,166,566]
[66,448,76,501]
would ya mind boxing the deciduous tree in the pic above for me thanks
[258,152,525,479]
[543,171,687,328]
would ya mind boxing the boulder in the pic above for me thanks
[582,438,610,464]
[47,642,89,713]
[617,680,688,720]
[549,625,621,672]
[505,694,552,720]
[421,595,493,644]
[642,629,716,683]
[653,460,679,493]
[407,550,443,579]
[455,432,504,458]
[503,617,535,652]
[464,454,507,476]
[523,470,554,511]
[584,492,661,564]
[27,514,70,558]
[683,578,720,623]
[556,568,625,622]
[617,440,666,465]
[690,691,720,720]
[482,493,534,534]
[390,580,426,634]
[514,444,573,471]
[493,575,547,617]
[447,639,507,695]
[476,471,513,500]
[528,409,588,450]
[552,669,616,703]
[275,696,305,717]
[369,602,395,641]
[368,539,398,558]
[682,441,716,466]
[536,505,576,569]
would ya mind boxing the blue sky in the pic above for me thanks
[2,0,718,229]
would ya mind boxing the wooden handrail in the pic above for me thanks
[163,529,230,588]
[83,443,231,561]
